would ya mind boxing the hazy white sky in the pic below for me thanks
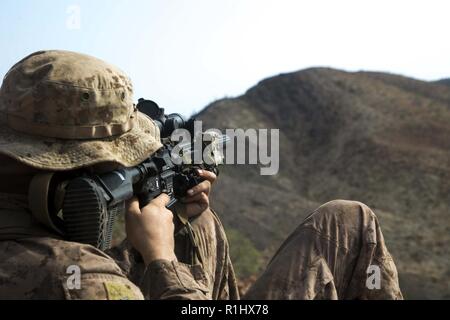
[1,0,449,115]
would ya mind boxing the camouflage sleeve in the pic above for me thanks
[139,259,210,300]
[63,272,145,300]
[208,209,240,300]
[107,240,211,300]
[140,208,240,300]
[107,208,239,300]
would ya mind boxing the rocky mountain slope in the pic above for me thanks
[197,68,450,299]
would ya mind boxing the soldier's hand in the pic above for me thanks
[180,169,217,218]
[125,194,177,266]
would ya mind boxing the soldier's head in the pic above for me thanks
[0,50,164,247]
[0,50,162,178]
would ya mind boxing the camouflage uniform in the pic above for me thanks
[244,200,403,299]
[0,193,237,299]
[0,51,402,299]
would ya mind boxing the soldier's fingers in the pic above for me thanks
[197,169,217,184]
[184,201,209,218]
[186,180,211,196]
[125,197,141,216]
[148,193,171,208]
[182,192,208,204]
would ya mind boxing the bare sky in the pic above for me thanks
[1,0,449,115]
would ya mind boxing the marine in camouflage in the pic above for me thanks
[0,50,403,300]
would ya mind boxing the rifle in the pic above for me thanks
[30,99,229,250]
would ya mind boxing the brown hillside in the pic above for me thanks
[197,68,450,299]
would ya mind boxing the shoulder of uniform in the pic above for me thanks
[62,272,144,300]
[18,237,125,277]
[0,237,141,299]
[28,238,144,300]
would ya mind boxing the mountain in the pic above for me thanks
[435,78,450,86]
[197,68,450,299]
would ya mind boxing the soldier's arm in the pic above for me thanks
[140,259,210,299]
[63,272,145,300]
[138,209,240,300]
[107,239,213,299]
[119,170,235,300]
[108,209,240,300]
[125,193,213,299]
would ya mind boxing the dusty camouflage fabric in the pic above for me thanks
[108,208,239,300]
[0,193,238,299]
[0,50,162,170]
[244,200,403,299]
[0,50,402,299]
[0,193,402,299]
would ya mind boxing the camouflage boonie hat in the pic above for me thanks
[0,50,162,170]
